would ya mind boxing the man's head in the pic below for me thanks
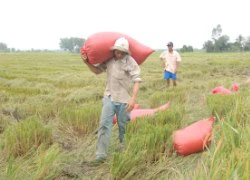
[167,41,173,48]
[111,37,130,59]
[167,41,173,52]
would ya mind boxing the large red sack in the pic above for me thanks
[211,86,232,94]
[113,102,171,124]
[173,117,215,156]
[130,109,156,120]
[112,104,140,124]
[80,32,154,65]
[230,83,240,92]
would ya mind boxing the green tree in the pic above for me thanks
[0,42,8,52]
[214,35,230,52]
[59,37,85,53]
[212,24,222,41]
[203,25,231,52]
[236,34,244,51]
[180,45,193,52]
[243,36,250,51]
[229,42,241,51]
[203,40,214,52]
[204,25,250,52]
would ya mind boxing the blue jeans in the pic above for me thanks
[96,96,130,159]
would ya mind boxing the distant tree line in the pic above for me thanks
[0,42,16,52]
[203,24,250,52]
[180,45,193,52]
[0,43,58,52]
[59,37,85,53]
[0,37,85,53]
[2,27,250,53]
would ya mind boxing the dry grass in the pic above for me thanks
[0,51,249,179]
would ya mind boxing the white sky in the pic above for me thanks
[1,0,250,50]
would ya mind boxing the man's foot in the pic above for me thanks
[89,157,106,166]
[118,143,125,152]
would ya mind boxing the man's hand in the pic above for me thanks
[126,98,136,112]
[81,53,88,64]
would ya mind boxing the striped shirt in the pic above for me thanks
[160,50,181,73]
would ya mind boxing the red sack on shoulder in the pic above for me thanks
[173,117,215,156]
[80,32,154,65]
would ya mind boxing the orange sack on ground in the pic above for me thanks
[230,83,240,92]
[80,32,154,65]
[113,102,171,124]
[173,117,215,156]
[211,86,232,94]
[211,83,240,94]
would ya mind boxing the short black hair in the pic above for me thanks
[167,42,173,47]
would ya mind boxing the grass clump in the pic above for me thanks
[111,105,185,179]
[1,144,65,180]
[59,103,101,135]
[1,118,52,158]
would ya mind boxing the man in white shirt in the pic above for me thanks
[160,42,181,87]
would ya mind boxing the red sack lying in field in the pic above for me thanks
[132,104,140,110]
[113,102,171,124]
[230,83,240,92]
[112,104,140,124]
[211,86,232,94]
[173,117,215,156]
[211,83,240,94]
[80,32,154,65]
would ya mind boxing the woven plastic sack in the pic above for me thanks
[230,83,240,92]
[113,102,170,124]
[173,117,215,156]
[211,86,231,94]
[80,32,154,65]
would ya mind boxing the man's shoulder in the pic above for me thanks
[173,50,180,54]
[160,50,167,57]
[126,56,138,65]
[161,50,168,54]
[173,50,181,61]
[104,57,115,65]
[172,50,181,57]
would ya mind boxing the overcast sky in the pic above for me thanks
[1,0,249,50]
